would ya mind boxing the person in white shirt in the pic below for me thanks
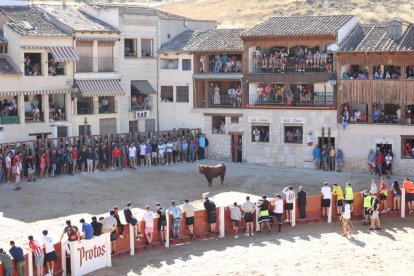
[42,230,58,275]
[166,141,173,165]
[181,199,195,238]
[229,202,241,238]
[139,142,146,167]
[321,182,332,218]
[158,142,164,165]
[282,186,295,223]
[340,202,351,236]
[128,143,137,168]
[252,128,260,142]
[272,194,284,232]
[142,206,154,245]
[241,196,256,236]
[370,179,377,195]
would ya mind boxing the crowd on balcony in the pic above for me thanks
[47,59,65,76]
[341,65,404,80]
[199,54,242,73]
[254,84,318,106]
[131,95,151,110]
[0,99,18,117]
[24,55,41,76]
[208,83,242,107]
[341,65,369,80]
[49,104,65,121]
[251,46,333,73]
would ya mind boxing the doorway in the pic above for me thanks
[318,137,335,148]
[376,143,392,155]
[231,133,242,163]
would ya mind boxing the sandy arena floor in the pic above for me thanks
[0,160,413,274]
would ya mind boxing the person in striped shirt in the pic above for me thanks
[28,235,44,276]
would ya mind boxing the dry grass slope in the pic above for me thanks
[154,0,414,27]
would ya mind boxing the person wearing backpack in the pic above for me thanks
[59,220,80,255]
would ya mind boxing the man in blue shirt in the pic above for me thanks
[9,241,25,276]
[80,218,94,240]
[168,200,181,239]
[313,145,321,169]
[198,135,206,160]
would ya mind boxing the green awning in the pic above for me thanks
[131,80,156,94]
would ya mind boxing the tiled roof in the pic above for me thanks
[182,29,245,52]
[0,55,21,75]
[160,30,194,51]
[339,23,414,52]
[242,15,354,37]
[0,6,68,36]
[36,5,119,33]
[86,3,191,20]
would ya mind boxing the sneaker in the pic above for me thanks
[244,233,250,237]
[119,235,124,239]
[375,227,381,230]
[381,210,387,213]
[250,233,254,236]
[284,219,289,222]
[368,228,374,231]
[234,235,239,239]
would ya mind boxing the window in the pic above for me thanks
[231,116,239,123]
[0,96,19,124]
[406,65,414,79]
[402,136,414,159]
[209,54,242,73]
[124,38,137,57]
[373,65,401,80]
[49,94,66,121]
[373,104,401,124]
[47,53,65,76]
[341,103,368,123]
[145,119,156,132]
[406,105,414,125]
[212,116,226,134]
[160,59,178,69]
[251,125,269,142]
[129,120,138,133]
[0,43,7,53]
[284,125,303,144]
[25,95,43,122]
[57,127,67,138]
[141,38,153,57]
[176,86,189,102]
[77,95,93,115]
[182,59,191,71]
[79,125,91,135]
[341,65,369,79]
[161,86,173,102]
[99,96,115,114]
[100,118,117,135]
[24,53,42,76]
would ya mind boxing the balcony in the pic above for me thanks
[76,57,117,73]
[194,80,242,109]
[0,115,19,124]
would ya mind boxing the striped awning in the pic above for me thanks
[0,89,69,96]
[76,79,125,97]
[76,37,119,41]
[49,46,79,62]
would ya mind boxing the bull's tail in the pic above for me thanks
[220,164,226,184]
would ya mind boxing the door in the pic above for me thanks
[231,134,242,163]
[57,126,67,138]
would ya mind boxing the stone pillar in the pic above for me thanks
[18,94,25,124]
[73,96,78,116]
[42,94,49,122]
[401,104,406,125]
[93,96,99,114]
[93,40,98,72]
[65,93,72,120]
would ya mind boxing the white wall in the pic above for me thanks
[337,16,359,45]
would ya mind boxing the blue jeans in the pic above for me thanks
[172,219,180,238]
[0,170,3,183]
[342,119,347,129]
[4,267,12,276]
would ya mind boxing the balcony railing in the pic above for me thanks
[76,57,93,73]
[76,57,117,73]
[0,115,19,124]
[249,92,335,108]
[97,57,115,72]
[251,60,333,74]
[207,94,242,108]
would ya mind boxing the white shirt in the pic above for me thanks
[166,143,173,153]
[139,144,146,155]
[283,187,295,204]
[128,146,136,157]
[321,186,331,199]
[241,201,255,213]
[253,130,260,142]
[370,183,377,194]
[229,205,241,220]
[143,211,154,228]
[274,199,283,214]
[158,145,164,154]
[5,156,11,167]
[42,235,55,254]
[343,204,351,219]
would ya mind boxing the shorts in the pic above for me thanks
[128,218,138,226]
[110,230,118,241]
[322,199,331,208]
[185,217,194,226]
[380,194,387,201]
[152,152,157,158]
[346,199,353,204]
[336,200,343,207]
[208,212,217,224]
[45,251,58,263]
[285,203,293,211]
[158,220,167,231]
[6,167,11,174]
[113,157,120,165]
[72,159,77,166]
[364,207,370,215]
[393,192,400,198]
[34,254,45,267]
[51,163,57,171]
[172,150,177,157]
[406,193,414,202]
[145,227,153,234]
[244,212,253,222]
[231,219,240,227]
[129,156,135,162]
[15,175,21,183]
[314,158,320,164]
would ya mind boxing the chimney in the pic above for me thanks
[386,18,402,40]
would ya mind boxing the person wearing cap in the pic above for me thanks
[0,248,12,276]
[229,202,241,238]
[181,199,195,239]
[332,183,344,217]
[203,196,217,233]
[297,186,307,220]
[321,182,331,218]
[168,200,182,239]
[142,206,155,244]
[345,182,354,212]
[9,241,25,276]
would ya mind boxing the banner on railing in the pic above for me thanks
[136,110,150,119]
[69,233,111,276]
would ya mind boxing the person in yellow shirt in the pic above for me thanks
[332,183,344,217]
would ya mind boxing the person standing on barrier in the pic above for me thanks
[229,202,241,238]
[28,235,44,276]
[345,182,354,213]
[340,201,351,236]
[332,183,344,218]
[391,180,401,212]
[297,186,307,220]
[168,200,182,239]
[181,199,195,239]
[360,188,372,225]
[241,196,256,236]
[41,230,58,276]
[403,177,414,214]
[156,203,167,243]
[282,186,295,223]
[9,241,25,276]
[0,248,12,276]
[257,195,271,233]
[321,182,331,218]
[203,196,217,233]
[368,194,381,231]
[123,202,142,240]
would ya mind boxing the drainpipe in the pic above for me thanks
[156,19,160,131]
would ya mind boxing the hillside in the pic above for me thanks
[154,0,414,27]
